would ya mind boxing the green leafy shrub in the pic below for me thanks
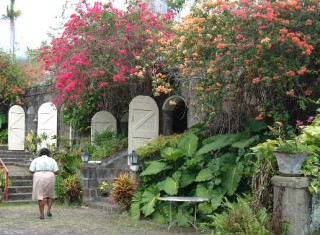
[0,112,7,144]
[131,124,262,224]
[207,196,273,235]
[135,133,185,161]
[0,129,7,145]
[300,110,320,193]
[91,130,127,160]
[53,152,83,203]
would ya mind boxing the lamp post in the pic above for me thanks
[81,152,89,163]
[128,151,140,172]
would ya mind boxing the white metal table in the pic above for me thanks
[158,196,209,231]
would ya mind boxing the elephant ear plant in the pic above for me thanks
[130,122,262,225]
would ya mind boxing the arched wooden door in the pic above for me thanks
[37,102,57,148]
[8,105,25,150]
[128,96,159,154]
[91,111,117,142]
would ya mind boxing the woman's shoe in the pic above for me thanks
[39,215,45,220]
[47,211,52,217]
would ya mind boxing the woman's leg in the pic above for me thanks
[38,200,45,219]
[47,197,54,217]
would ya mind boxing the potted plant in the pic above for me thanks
[269,122,308,176]
[98,181,110,197]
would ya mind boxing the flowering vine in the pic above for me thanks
[0,49,26,109]
[157,0,320,130]
[40,0,173,130]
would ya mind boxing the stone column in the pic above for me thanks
[271,176,310,235]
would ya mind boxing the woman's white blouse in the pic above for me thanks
[29,155,59,172]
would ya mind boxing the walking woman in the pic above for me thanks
[29,148,59,219]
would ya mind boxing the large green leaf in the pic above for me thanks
[140,161,168,176]
[158,171,181,195]
[196,184,210,198]
[210,187,226,210]
[197,133,241,155]
[177,133,198,156]
[161,147,183,161]
[231,134,259,149]
[141,187,160,216]
[195,168,214,182]
[221,163,244,196]
[130,191,143,220]
[158,177,178,195]
[180,171,195,188]
[198,202,213,215]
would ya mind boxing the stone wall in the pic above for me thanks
[80,149,129,199]
[24,85,70,138]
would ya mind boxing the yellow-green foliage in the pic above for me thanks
[135,133,186,161]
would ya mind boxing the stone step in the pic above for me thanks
[11,179,33,187]
[3,199,34,203]
[8,192,32,201]
[83,197,120,213]
[9,185,33,194]
[1,157,30,162]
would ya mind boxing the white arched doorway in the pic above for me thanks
[8,105,25,150]
[91,111,117,143]
[128,96,159,155]
[37,102,57,148]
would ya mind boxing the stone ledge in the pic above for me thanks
[271,176,310,188]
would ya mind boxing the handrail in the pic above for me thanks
[0,158,9,201]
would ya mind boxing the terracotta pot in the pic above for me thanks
[274,152,307,176]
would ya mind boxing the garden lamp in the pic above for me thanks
[81,152,89,162]
[129,151,138,165]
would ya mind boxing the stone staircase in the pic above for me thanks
[0,145,123,211]
[0,146,33,203]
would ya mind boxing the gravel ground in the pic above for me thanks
[0,202,210,235]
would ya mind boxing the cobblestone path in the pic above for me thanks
[0,203,209,235]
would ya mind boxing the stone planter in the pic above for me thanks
[274,152,307,176]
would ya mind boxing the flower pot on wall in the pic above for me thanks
[274,152,307,176]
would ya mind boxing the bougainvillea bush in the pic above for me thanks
[40,1,174,130]
[0,49,26,110]
[156,0,320,132]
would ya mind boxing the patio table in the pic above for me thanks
[158,196,209,231]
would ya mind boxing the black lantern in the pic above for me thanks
[81,152,89,162]
[129,151,138,165]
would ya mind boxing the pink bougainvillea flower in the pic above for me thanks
[100,82,108,87]
[307,116,315,123]
[252,77,261,84]
[304,90,312,96]
[305,19,313,26]
[286,89,295,95]
[217,43,226,49]
[296,120,303,127]
[255,114,264,121]
[297,67,307,75]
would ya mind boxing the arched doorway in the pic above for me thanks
[162,95,188,135]
[8,105,25,150]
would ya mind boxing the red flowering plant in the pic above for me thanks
[40,0,174,130]
[157,0,320,131]
[0,49,26,109]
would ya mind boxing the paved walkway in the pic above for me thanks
[0,203,209,235]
